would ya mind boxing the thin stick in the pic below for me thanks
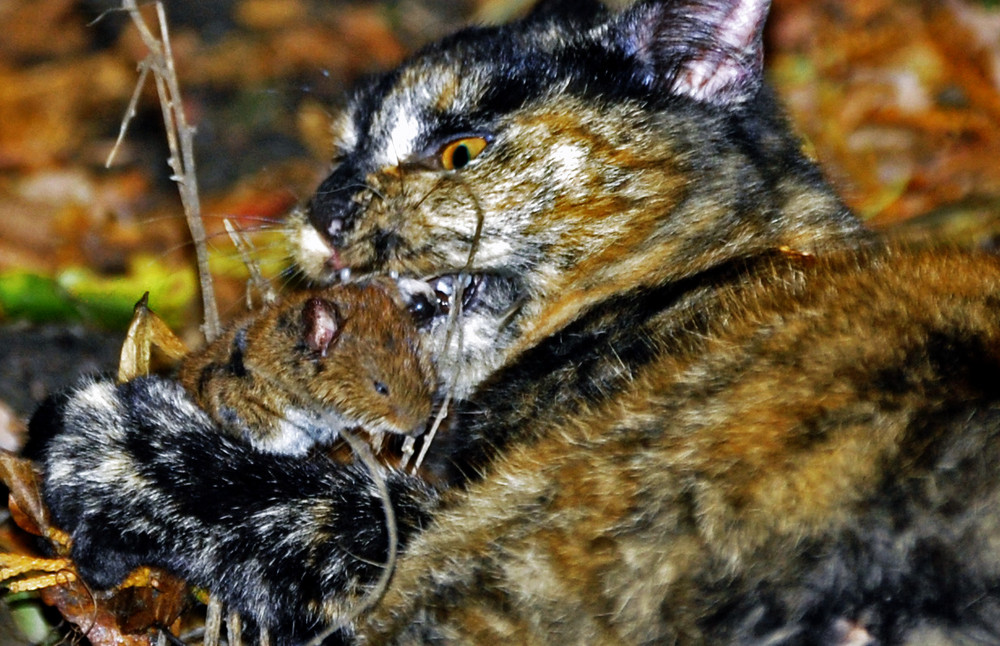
[239,368,401,644]
[409,179,485,473]
[408,301,460,472]
[224,218,277,310]
[115,0,221,341]
[227,609,243,646]
[204,595,223,646]
[105,60,150,168]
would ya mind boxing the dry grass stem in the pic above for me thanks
[111,0,221,341]
[204,594,223,646]
[227,610,243,646]
[409,178,485,473]
[224,218,277,310]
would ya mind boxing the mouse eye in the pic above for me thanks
[440,136,488,171]
[373,381,390,397]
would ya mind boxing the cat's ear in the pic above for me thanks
[608,0,771,105]
[524,0,608,25]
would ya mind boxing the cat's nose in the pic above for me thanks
[308,165,364,248]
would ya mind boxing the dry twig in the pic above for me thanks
[224,218,278,311]
[107,0,221,341]
[304,424,399,646]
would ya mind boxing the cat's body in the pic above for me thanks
[26,0,1000,644]
[362,244,1000,644]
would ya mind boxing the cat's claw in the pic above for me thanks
[0,551,172,596]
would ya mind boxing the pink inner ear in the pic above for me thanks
[619,0,771,106]
[673,1,767,104]
[303,298,342,357]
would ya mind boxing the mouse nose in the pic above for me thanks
[308,164,364,248]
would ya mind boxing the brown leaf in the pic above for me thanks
[36,566,190,644]
[39,579,157,646]
[109,571,189,636]
[0,451,188,643]
[0,452,51,543]
[118,294,190,383]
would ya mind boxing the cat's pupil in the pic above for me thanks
[451,144,471,169]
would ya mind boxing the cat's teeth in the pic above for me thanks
[396,273,484,323]
[462,274,483,310]
[433,275,471,295]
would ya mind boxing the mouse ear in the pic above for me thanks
[604,0,770,105]
[302,298,343,357]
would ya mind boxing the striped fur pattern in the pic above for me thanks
[32,376,437,641]
[29,0,1000,643]
[366,245,1000,644]
[289,0,869,396]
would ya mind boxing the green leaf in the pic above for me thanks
[0,256,196,330]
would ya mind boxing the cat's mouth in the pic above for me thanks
[397,273,486,327]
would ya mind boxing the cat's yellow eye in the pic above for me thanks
[440,137,489,171]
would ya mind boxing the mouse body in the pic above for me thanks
[178,281,435,456]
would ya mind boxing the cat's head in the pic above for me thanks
[290,0,857,392]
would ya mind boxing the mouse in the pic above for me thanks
[178,280,436,457]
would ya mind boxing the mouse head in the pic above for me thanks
[284,284,436,439]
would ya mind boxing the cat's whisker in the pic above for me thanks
[202,211,287,225]
[362,182,389,206]
[223,218,277,309]
[411,176,447,212]
[410,174,484,473]
[311,182,378,200]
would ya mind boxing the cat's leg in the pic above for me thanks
[32,375,439,641]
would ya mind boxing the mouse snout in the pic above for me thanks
[396,396,432,437]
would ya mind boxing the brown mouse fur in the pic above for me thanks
[178,281,435,456]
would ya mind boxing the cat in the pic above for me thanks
[27,0,1000,644]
